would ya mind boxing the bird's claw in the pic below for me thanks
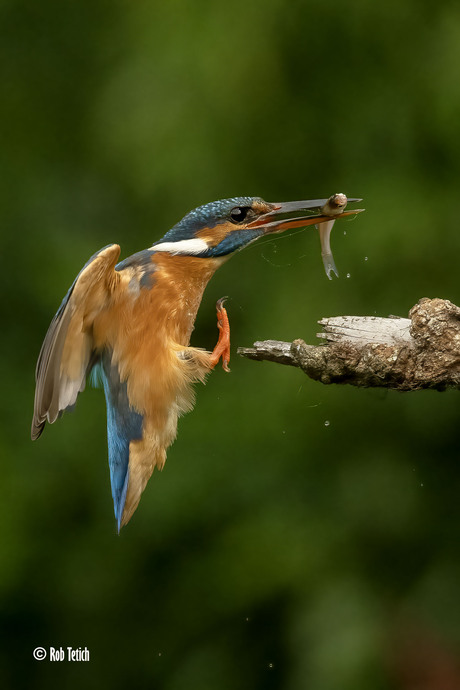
[216,296,228,312]
[210,297,231,372]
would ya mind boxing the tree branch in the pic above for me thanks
[237,298,460,391]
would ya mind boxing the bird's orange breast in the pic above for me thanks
[91,252,224,423]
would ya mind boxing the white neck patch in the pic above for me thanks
[150,238,209,255]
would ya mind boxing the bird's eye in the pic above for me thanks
[230,206,250,223]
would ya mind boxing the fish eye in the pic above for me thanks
[230,206,250,223]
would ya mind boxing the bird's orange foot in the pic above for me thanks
[210,297,231,372]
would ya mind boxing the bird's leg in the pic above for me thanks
[210,297,231,372]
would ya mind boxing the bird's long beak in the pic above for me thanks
[246,196,364,234]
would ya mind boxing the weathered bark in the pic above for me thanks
[237,298,460,391]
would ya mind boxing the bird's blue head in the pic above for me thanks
[151,195,362,259]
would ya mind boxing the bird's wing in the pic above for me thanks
[31,244,121,440]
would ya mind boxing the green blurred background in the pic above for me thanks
[2,1,460,688]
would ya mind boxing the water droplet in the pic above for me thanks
[364,256,368,261]
[324,420,330,427]
[420,483,424,487]
[343,230,347,236]
[346,273,351,279]
[268,663,274,670]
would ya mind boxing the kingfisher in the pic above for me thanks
[31,195,362,531]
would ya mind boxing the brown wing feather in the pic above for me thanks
[31,244,121,440]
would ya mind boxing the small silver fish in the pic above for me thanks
[316,193,348,280]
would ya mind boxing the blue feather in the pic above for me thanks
[204,228,264,256]
[99,352,143,532]
[158,196,257,242]
[116,250,157,290]
[90,362,103,388]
